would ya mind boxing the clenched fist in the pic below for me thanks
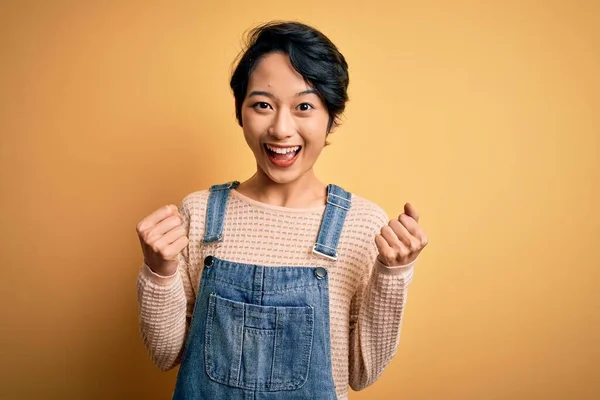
[136,204,189,276]
[375,203,428,267]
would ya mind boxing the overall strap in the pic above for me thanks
[202,181,240,243]
[312,184,352,261]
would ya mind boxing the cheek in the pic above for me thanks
[242,109,269,135]
[298,116,329,141]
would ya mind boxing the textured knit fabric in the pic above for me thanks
[137,187,416,400]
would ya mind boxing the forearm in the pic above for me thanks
[136,263,188,371]
[349,259,415,390]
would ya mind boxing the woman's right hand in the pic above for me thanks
[136,205,189,277]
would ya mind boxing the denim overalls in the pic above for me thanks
[172,181,351,400]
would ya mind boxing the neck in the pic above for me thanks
[237,167,327,209]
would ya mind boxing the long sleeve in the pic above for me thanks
[136,201,195,371]
[348,256,415,391]
[134,188,417,399]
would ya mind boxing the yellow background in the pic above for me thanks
[1,1,598,399]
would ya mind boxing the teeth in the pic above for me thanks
[266,144,300,154]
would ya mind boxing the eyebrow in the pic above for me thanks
[247,89,319,99]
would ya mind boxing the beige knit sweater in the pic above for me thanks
[137,187,415,400]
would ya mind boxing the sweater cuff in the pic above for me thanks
[375,257,416,276]
[141,263,180,286]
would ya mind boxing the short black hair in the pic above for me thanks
[230,21,349,134]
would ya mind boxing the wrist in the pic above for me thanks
[142,262,179,286]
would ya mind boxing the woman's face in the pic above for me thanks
[241,52,332,185]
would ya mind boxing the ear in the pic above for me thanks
[328,116,342,134]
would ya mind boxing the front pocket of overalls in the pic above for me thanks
[204,292,314,391]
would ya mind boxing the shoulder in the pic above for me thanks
[179,181,240,211]
[177,188,213,241]
[179,180,242,213]
[339,191,389,258]
[346,192,389,232]
[179,189,211,215]
[177,181,241,225]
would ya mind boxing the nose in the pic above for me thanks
[268,108,295,139]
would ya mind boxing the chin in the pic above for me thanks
[265,171,301,185]
[260,165,310,185]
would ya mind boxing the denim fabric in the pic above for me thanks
[172,182,352,400]
[202,181,240,243]
[313,185,352,260]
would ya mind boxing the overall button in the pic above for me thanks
[315,267,327,279]
[204,256,214,267]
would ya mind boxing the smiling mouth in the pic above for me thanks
[264,144,302,167]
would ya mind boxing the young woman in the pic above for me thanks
[136,20,427,400]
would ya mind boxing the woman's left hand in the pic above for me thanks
[375,203,428,267]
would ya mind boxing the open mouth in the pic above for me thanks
[264,144,302,168]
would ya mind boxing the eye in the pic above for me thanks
[252,102,272,110]
[297,103,314,112]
